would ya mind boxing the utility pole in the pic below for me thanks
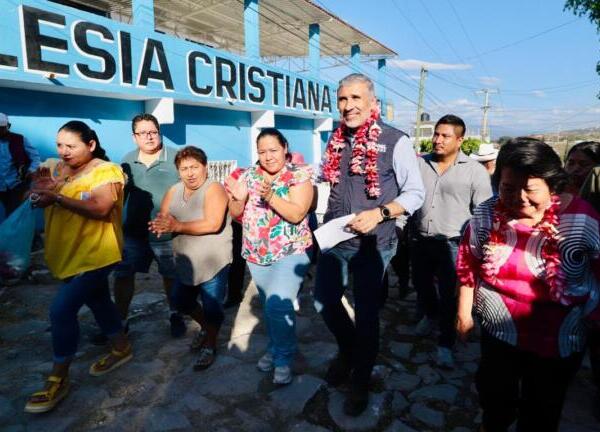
[476,89,497,143]
[414,67,427,151]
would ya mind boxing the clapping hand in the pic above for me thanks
[149,213,179,238]
[225,176,249,202]
[258,180,273,202]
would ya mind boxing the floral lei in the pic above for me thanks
[482,195,569,304]
[321,107,382,198]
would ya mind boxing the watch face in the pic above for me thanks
[380,206,391,219]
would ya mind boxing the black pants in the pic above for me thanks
[314,240,394,389]
[382,227,410,304]
[476,332,583,432]
[410,237,459,347]
[226,221,247,303]
[0,182,28,216]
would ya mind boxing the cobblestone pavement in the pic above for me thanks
[0,258,598,431]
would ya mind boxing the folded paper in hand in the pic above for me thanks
[313,213,357,252]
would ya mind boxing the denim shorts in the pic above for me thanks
[113,236,176,279]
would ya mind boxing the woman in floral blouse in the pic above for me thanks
[456,138,600,431]
[227,128,313,385]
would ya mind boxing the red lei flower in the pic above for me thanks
[321,107,382,198]
[482,195,569,304]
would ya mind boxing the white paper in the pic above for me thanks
[314,213,357,251]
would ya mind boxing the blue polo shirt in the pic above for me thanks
[121,146,179,241]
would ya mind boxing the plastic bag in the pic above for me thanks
[0,199,37,281]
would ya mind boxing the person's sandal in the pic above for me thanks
[193,347,216,371]
[89,344,133,376]
[190,330,207,352]
[24,375,70,413]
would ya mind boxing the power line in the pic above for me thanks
[463,18,580,60]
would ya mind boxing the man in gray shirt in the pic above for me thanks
[412,114,492,368]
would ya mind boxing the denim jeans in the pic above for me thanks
[411,237,460,348]
[171,265,230,327]
[247,252,311,367]
[313,241,396,388]
[50,265,122,363]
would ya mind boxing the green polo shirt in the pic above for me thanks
[121,146,179,241]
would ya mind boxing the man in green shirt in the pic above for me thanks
[92,114,184,344]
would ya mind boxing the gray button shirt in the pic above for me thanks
[414,151,493,239]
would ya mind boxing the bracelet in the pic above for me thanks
[55,194,64,206]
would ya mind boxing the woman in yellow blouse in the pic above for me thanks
[24,121,132,414]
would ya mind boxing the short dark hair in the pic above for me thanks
[174,146,207,168]
[435,114,465,138]
[566,141,600,165]
[132,113,160,133]
[492,137,568,193]
[59,120,109,161]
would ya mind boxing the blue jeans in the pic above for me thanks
[411,237,460,348]
[113,236,176,279]
[50,265,122,363]
[247,252,311,367]
[171,265,230,327]
[314,241,395,388]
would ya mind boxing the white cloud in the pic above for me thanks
[479,76,501,86]
[531,90,546,98]
[450,98,476,107]
[389,59,472,70]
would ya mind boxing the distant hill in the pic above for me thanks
[538,126,600,142]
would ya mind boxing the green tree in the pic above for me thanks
[418,137,481,155]
[461,137,481,155]
[565,0,600,95]
[497,135,513,146]
[419,139,433,153]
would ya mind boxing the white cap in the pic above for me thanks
[0,113,8,127]
[470,143,499,162]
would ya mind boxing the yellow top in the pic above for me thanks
[44,161,126,279]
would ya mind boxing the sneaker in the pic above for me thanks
[343,386,369,417]
[273,365,293,385]
[190,330,207,352]
[324,354,352,387]
[415,316,434,337]
[436,346,455,369]
[257,352,274,372]
[193,347,216,371]
[170,313,186,338]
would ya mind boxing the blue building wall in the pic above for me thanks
[275,115,314,161]
[0,87,144,162]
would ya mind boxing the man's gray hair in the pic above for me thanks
[338,73,375,97]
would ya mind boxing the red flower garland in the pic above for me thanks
[321,107,382,198]
[482,195,569,304]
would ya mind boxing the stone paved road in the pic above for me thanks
[0,261,598,431]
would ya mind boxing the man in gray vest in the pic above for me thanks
[411,114,493,368]
[314,73,424,416]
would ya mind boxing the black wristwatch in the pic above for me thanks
[378,205,392,221]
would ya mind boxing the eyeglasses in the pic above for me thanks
[133,130,159,138]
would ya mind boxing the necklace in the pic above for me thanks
[482,195,568,304]
[322,107,382,198]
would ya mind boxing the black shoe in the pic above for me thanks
[170,313,186,338]
[325,354,352,387]
[343,386,369,417]
[90,321,129,346]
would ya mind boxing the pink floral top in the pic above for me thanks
[457,196,600,358]
[241,163,313,265]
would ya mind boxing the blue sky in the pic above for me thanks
[314,0,600,138]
